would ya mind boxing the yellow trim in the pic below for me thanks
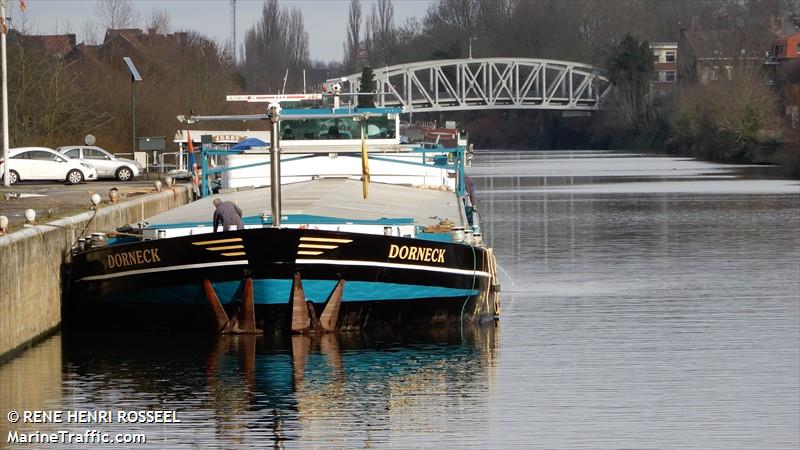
[300,237,353,244]
[192,238,243,246]
[206,245,245,251]
[297,251,323,256]
[221,252,247,257]
[298,243,338,250]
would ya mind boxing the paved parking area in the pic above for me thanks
[0,179,168,231]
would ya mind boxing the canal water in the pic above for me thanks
[2,150,798,449]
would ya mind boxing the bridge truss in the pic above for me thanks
[332,58,613,113]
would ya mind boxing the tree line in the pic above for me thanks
[340,0,798,173]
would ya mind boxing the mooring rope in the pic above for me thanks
[460,243,478,340]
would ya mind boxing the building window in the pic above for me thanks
[796,43,800,55]
[653,70,677,83]
[665,51,676,62]
[773,44,785,57]
[725,66,734,80]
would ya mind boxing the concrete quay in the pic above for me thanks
[0,184,193,363]
[0,180,166,231]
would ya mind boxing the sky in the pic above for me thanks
[6,0,433,62]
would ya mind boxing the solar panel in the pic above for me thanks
[123,57,142,82]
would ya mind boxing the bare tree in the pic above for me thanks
[243,0,285,92]
[96,0,139,30]
[365,0,395,65]
[425,0,473,33]
[82,20,100,45]
[607,34,656,128]
[242,0,309,93]
[344,0,362,73]
[5,36,113,147]
[147,8,170,34]
[286,6,310,90]
[673,66,778,161]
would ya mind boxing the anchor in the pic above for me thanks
[203,278,262,334]
[289,273,344,334]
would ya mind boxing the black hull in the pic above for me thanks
[65,228,496,332]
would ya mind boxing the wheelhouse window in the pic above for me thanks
[665,51,676,62]
[280,116,396,141]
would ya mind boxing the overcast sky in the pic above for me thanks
[7,0,432,62]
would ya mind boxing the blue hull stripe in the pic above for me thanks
[104,279,480,305]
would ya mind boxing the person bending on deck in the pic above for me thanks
[212,198,244,232]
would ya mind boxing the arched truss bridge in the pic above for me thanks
[331,57,613,113]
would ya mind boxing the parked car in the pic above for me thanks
[57,146,142,181]
[0,147,97,185]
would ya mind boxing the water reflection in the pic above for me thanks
[2,325,498,448]
[0,336,62,441]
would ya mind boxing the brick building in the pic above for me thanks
[651,42,678,94]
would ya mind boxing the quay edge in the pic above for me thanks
[0,185,193,364]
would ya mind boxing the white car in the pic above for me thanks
[57,146,142,181]
[0,147,97,185]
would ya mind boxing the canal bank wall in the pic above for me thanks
[0,185,193,363]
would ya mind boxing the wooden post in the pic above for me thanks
[290,273,311,333]
[319,280,345,332]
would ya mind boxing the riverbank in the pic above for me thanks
[0,184,192,363]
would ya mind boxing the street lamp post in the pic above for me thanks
[468,37,477,59]
[2,0,10,186]
[123,57,142,155]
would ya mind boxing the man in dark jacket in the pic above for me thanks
[212,198,245,232]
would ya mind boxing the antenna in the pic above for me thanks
[230,0,237,65]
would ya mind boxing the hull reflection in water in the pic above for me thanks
[60,324,499,447]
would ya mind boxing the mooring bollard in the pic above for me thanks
[23,209,36,227]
